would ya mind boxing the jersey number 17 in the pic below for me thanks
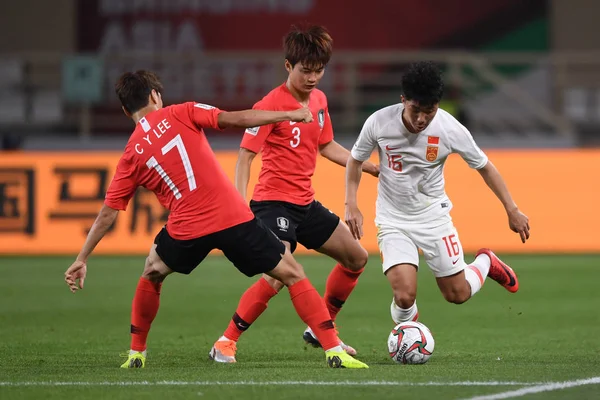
[146,134,196,200]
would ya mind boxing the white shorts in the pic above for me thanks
[377,215,467,278]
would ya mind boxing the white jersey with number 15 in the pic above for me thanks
[350,103,488,225]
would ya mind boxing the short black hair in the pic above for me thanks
[401,61,444,107]
[283,24,333,69]
[115,70,163,114]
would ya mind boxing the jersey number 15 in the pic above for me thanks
[146,134,196,200]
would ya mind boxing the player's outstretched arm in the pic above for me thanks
[235,148,257,201]
[345,156,366,240]
[477,161,530,243]
[319,141,379,177]
[218,107,313,129]
[64,205,119,293]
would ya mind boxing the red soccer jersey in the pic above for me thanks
[104,102,254,240]
[240,83,334,206]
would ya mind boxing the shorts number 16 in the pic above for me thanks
[442,234,460,257]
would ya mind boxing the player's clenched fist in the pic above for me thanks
[345,204,364,240]
[288,107,313,123]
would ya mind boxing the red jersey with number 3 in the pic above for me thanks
[240,83,334,206]
[104,102,254,240]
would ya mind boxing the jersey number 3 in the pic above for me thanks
[290,127,301,148]
[146,134,196,200]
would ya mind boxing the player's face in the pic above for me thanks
[401,97,438,133]
[286,60,325,94]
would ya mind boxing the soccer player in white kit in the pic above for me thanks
[345,62,530,324]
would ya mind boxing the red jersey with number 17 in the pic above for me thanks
[240,83,334,206]
[104,102,254,240]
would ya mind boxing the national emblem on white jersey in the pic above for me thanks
[426,146,438,162]
[426,136,440,162]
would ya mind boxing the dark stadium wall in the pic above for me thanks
[0,0,75,53]
[76,0,547,52]
[551,0,600,51]
[550,0,600,145]
[70,0,552,134]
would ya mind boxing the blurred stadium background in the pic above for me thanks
[3,0,600,148]
[1,0,598,255]
[1,2,600,399]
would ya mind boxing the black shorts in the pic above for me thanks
[154,218,285,277]
[250,200,340,253]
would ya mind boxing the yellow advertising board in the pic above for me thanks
[0,150,598,254]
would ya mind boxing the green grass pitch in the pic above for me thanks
[1,254,599,399]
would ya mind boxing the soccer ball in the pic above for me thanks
[387,321,435,364]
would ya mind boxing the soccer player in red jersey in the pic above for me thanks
[210,25,379,363]
[63,70,368,369]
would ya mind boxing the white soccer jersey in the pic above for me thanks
[351,103,488,225]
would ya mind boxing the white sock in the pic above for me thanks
[129,349,147,357]
[218,335,232,342]
[324,345,344,353]
[390,299,418,324]
[465,253,491,296]
[471,253,491,277]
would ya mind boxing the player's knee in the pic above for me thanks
[346,247,369,271]
[393,290,416,309]
[268,256,306,287]
[142,256,169,283]
[441,286,470,304]
[263,274,285,292]
[281,260,306,285]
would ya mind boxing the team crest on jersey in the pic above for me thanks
[426,145,438,162]
[276,217,290,232]
[318,109,325,128]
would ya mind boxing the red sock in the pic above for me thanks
[288,278,338,351]
[130,277,162,352]
[223,277,278,342]
[324,264,364,321]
